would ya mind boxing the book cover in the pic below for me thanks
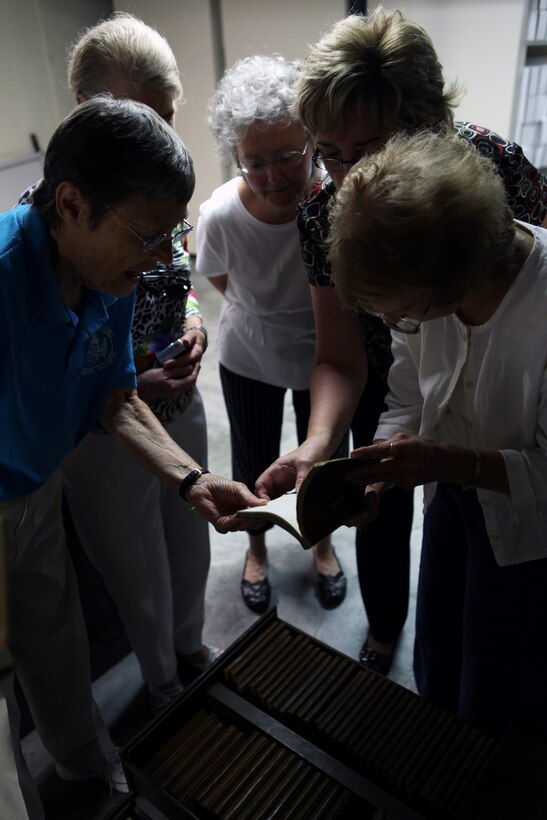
[237,457,367,549]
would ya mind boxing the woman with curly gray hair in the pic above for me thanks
[197,54,347,613]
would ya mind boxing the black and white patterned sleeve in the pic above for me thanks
[297,179,337,288]
[455,121,547,225]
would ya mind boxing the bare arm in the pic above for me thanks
[100,388,264,531]
[255,286,367,498]
[306,286,368,456]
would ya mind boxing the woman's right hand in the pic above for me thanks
[136,358,197,401]
[255,439,330,500]
[185,473,267,533]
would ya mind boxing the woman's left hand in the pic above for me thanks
[340,434,448,527]
[346,433,456,490]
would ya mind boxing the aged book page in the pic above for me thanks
[236,492,307,546]
[237,458,369,549]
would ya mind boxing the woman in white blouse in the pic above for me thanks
[326,129,547,737]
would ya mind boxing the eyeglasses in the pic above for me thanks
[238,141,309,176]
[106,205,193,254]
[312,150,357,174]
[364,300,431,335]
[380,301,431,335]
[312,142,385,174]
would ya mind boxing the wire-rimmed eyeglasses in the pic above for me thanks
[106,205,193,254]
[238,140,309,176]
[366,300,431,335]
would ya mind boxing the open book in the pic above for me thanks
[236,457,368,549]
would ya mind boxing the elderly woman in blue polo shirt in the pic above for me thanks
[0,97,262,816]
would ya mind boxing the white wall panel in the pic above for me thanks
[377,0,528,138]
[0,0,111,165]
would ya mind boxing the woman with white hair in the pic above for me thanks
[196,55,347,613]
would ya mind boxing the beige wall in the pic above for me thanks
[0,0,111,209]
[377,0,528,136]
[0,0,111,163]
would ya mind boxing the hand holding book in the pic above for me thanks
[237,457,374,549]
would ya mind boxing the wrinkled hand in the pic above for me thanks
[255,439,330,500]
[340,433,450,526]
[346,433,452,491]
[137,331,205,401]
[185,473,267,533]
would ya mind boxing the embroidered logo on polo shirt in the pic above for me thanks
[82,327,117,374]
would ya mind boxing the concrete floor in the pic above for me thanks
[22,274,424,819]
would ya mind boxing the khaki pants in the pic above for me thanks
[1,472,113,817]
[63,389,210,687]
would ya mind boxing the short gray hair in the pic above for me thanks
[208,54,303,162]
[328,130,515,310]
[67,12,183,106]
[33,95,194,228]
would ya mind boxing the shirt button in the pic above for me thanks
[481,498,490,506]
[491,534,500,541]
[467,420,473,429]
[465,379,474,388]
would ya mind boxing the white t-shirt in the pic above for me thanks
[196,177,316,390]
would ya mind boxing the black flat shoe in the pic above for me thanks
[241,553,271,613]
[316,551,347,609]
[359,639,394,676]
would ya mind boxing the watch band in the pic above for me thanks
[178,468,210,502]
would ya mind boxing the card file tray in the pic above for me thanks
[121,610,547,820]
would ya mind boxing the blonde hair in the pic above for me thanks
[295,6,459,136]
[328,130,515,310]
[67,12,183,106]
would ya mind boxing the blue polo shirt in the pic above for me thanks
[0,205,137,501]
